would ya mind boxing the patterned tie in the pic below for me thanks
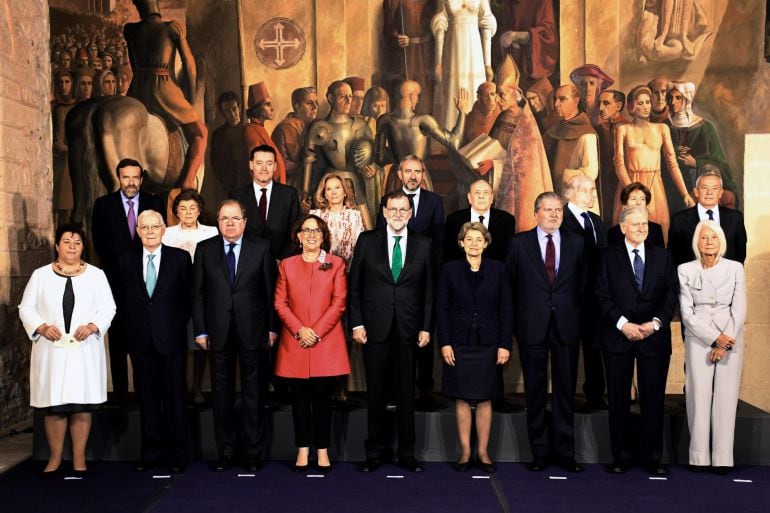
[258,188,267,223]
[391,235,403,282]
[633,249,644,290]
[545,234,556,284]
[581,212,596,247]
[706,209,714,221]
[127,199,136,239]
[226,243,236,284]
[146,254,157,296]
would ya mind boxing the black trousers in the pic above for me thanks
[285,377,336,448]
[518,318,579,460]
[581,332,606,402]
[210,318,269,459]
[130,343,187,464]
[107,324,129,397]
[363,322,416,460]
[604,348,670,463]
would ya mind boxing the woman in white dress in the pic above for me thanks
[678,221,746,475]
[162,189,218,404]
[19,224,116,477]
[432,0,496,129]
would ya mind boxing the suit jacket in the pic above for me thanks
[348,229,434,343]
[561,207,606,252]
[596,243,679,356]
[506,228,586,346]
[91,190,165,280]
[116,245,192,355]
[273,253,351,378]
[668,205,747,267]
[229,182,300,259]
[376,189,445,256]
[192,235,277,351]
[607,222,665,248]
[436,259,513,349]
[444,208,516,263]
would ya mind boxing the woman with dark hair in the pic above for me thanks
[19,224,116,478]
[438,222,513,473]
[162,188,217,404]
[607,182,665,247]
[273,214,350,472]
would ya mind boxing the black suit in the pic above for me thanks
[596,242,678,464]
[192,235,277,459]
[348,229,434,460]
[608,222,665,248]
[229,182,300,259]
[116,245,191,466]
[91,190,165,399]
[668,205,747,267]
[561,207,607,405]
[506,228,586,460]
[444,208,516,263]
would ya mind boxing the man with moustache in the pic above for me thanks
[209,91,249,202]
[506,192,586,473]
[596,206,678,476]
[92,158,165,404]
[116,209,191,473]
[594,89,629,225]
[243,82,286,184]
[192,199,277,472]
[272,87,319,190]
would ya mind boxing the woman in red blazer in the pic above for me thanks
[274,214,350,472]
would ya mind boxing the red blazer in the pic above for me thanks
[273,253,350,378]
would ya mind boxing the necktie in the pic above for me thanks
[706,209,714,221]
[580,212,596,247]
[258,188,267,223]
[479,215,485,225]
[146,254,157,296]
[632,249,644,290]
[127,199,136,239]
[545,234,556,284]
[407,193,416,219]
[226,243,236,284]
[391,235,403,282]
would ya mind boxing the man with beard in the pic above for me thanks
[272,87,319,190]
[244,82,287,184]
[594,89,629,225]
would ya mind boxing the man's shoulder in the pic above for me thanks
[446,208,470,223]
[670,206,697,226]
[197,235,224,252]
[161,244,190,261]
[719,205,744,221]
[272,182,298,197]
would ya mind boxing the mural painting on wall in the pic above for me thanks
[48,0,751,239]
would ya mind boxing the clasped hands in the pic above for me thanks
[37,322,97,342]
[710,333,735,363]
[620,321,657,342]
[297,326,320,349]
[353,327,430,348]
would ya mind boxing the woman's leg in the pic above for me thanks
[475,400,493,463]
[311,377,336,467]
[43,414,68,472]
[69,412,92,470]
[290,379,311,466]
[455,399,472,463]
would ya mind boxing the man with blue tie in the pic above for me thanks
[596,206,679,476]
[116,209,191,473]
[192,199,277,472]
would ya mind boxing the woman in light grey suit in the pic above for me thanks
[678,220,746,474]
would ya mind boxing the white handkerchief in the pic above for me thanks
[54,334,80,349]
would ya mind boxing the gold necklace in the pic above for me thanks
[54,260,85,276]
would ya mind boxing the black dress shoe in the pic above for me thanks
[711,466,730,476]
[556,458,584,473]
[357,457,383,473]
[214,455,233,472]
[315,463,333,474]
[689,464,708,473]
[609,460,631,474]
[292,463,309,473]
[452,460,472,472]
[645,462,668,476]
[133,459,160,472]
[476,460,497,474]
[526,458,549,472]
[244,456,263,473]
[398,457,423,473]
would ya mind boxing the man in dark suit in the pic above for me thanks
[116,209,191,473]
[596,206,678,476]
[91,158,165,403]
[562,175,607,411]
[506,192,586,473]
[376,155,444,403]
[349,190,434,473]
[444,179,516,263]
[229,144,300,259]
[668,170,747,267]
[192,199,277,472]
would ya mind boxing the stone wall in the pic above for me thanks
[0,0,54,432]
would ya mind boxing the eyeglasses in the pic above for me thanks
[138,225,162,232]
[301,228,323,235]
[385,207,411,216]
[218,216,244,223]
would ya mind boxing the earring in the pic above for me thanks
[299,242,303,248]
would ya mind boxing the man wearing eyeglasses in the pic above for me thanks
[229,144,300,259]
[116,209,192,473]
[348,190,434,474]
[192,199,277,473]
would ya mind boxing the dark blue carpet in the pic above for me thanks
[2,461,768,513]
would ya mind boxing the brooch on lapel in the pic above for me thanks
[318,250,332,271]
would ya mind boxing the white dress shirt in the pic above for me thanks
[536,226,561,273]
[252,180,274,220]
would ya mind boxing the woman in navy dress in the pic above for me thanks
[438,222,513,473]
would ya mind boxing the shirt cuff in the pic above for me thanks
[616,316,628,331]
[352,325,364,332]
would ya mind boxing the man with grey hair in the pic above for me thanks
[116,209,192,473]
[562,175,607,412]
[596,205,679,476]
[272,87,319,190]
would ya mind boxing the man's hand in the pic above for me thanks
[352,327,368,345]
[621,322,644,341]
[300,193,312,214]
[677,153,696,168]
[497,348,510,365]
[195,335,210,350]
[397,34,410,47]
[638,321,656,338]
[417,330,430,347]
[37,323,62,342]
[476,160,494,176]
[268,332,278,347]
[362,165,377,179]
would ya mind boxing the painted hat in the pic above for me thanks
[569,64,614,88]
[247,81,270,108]
[344,76,366,92]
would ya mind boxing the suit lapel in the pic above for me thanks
[399,230,418,281]
[619,245,641,293]
[233,238,253,286]
[133,249,149,299]
[215,237,231,286]
[112,192,134,244]
[377,230,395,284]
[524,230,550,284]
[266,185,282,226]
